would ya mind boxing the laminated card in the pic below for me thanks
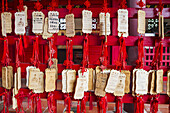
[45,68,56,92]
[105,70,120,93]
[66,14,75,37]
[48,11,59,33]
[74,78,86,99]
[82,10,92,34]
[15,12,26,35]
[137,10,145,34]
[32,11,45,34]
[42,17,53,39]
[99,12,110,36]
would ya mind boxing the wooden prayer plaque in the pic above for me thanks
[45,68,56,92]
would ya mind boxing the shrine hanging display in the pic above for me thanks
[0,0,169,113]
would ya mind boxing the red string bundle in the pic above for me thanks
[31,36,40,67]
[19,35,24,56]
[136,37,144,69]
[63,38,73,69]
[115,35,127,70]
[151,39,163,70]
[116,96,123,113]
[47,92,56,113]
[134,95,144,113]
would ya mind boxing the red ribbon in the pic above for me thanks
[1,37,11,66]
[150,95,159,113]
[136,36,144,69]
[63,38,73,69]
[31,36,40,67]
[47,92,56,113]
[64,94,71,113]
[116,96,123,113]
[81,96,87,113]
[151,39,163,70]
[134,96,144,113]
[115,35,127,70]
[77,100,80,113]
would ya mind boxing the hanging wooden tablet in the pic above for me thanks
[2,67,7,89]
[114,72,126,96]
[24,6,28,27]
[99,12,110,36]
[156,69,163,93]
[62,69,67,93]
[1,12,12,36]
[132,69,139,96]
[32,11,45,34]
[34,72,44,93]
[14,72,19,94]
[17,67,21,90]
[45,68,56,92]
[74,78,86,99]
[42,17,53,39]
[88,68,94,91]
[82,10,92,34]
[135,69,148,95]
[15,12,26,35]
[159,12,164,39]
[65,14,75,37]
[105,70,120,93]
[26,66,36,87]
[50,58,58,80]
[12,88,17,109]
[137,10,145,34]
[48,11,59,34]
[6,66,13,89]
[78,69,89,91]
[28,68,40,89]
[121,70,130,93]
[167,71,170,96]
[95,73,108,97]
[117,9,128,37]
[148,70,157,95]
[66,70,76,93]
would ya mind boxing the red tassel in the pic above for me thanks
[98,97,107,113]
[19,35,24,56]
[23,34,28,48]
[77,100,80,113]
[89,93,93,110]
[116,96,122,113]
[64,94,71,113]
[150,95,159,113]
[37,94,42,113]
[134,96,144,113]
[81,96,87,113]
